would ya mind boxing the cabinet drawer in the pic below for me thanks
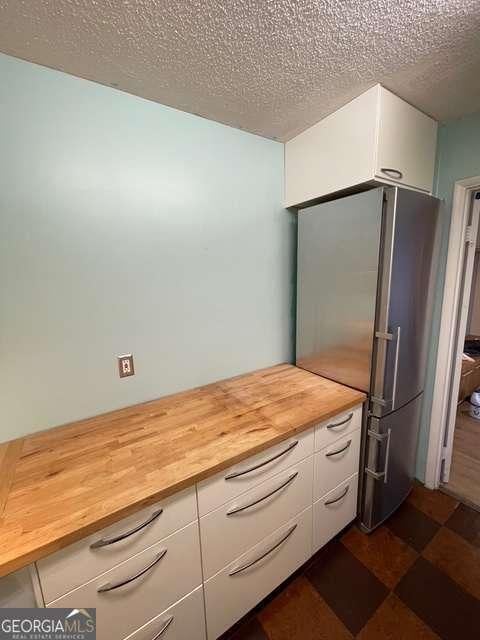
[314,405,362,452]
[313,474,358,553]
[123,586,205,640]
[204,507,312,639]
[200,456,313,579]
[48,522,202,640]
[38,487,197,603]
[198,429,313,515]
[314,430,361,500]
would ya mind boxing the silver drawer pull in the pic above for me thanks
[224,441,298,480]
[151,615,174,639]
[90,508,163,549]
[229,524,297,576]
[325,440,352,457]
[324,485,349,506]
[226,472,298,516]
[326,413,353,430]
[97,549,167,593]
[380,167,403,180]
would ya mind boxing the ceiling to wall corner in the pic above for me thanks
[1,1,479,141]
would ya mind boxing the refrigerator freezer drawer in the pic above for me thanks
[361,393,423,531]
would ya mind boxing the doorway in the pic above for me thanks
[426,177,480,508]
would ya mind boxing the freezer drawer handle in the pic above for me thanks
[224,440,298,480]
[326,413,353,430]
[97,549,167,593]
[324,485,349,506]
[90,508,163,549]
[226,472,298,516]
[325,440,352,458]
[365,428,392,484]
[228,523,297,576]
[380,167,403,180]
[151,615,174,639]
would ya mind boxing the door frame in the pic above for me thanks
[425,176,480,489]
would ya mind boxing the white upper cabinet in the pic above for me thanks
[375,87,437,193]
[285,85,437,208]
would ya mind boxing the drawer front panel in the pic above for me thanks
[48,522,202,640]
[314,429,361,500]
[204,507,312,639]
[123,586,205,640]
[313,474,358,553]
[200,456,313,578]
[198,429,314,516]
[38,487,197,603]
[314,405,362,452]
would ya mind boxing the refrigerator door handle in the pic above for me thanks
[375,331,393,341]
[372,327,401,411]
[391,326,401,411]
[365,428,391,484]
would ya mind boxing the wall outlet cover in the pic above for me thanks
[118,354,134,378]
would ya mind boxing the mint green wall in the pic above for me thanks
[0,53,293,442]
[416,111,480,480]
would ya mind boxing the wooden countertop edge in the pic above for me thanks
[0,379,365,577]
[0,440,24,517]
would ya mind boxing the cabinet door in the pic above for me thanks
[313,430,361,501]
[37,487,197,603]
[200,456,313,579]
[47,523,202,640]
[313,474,358,553]
[204,507,312,639]
[375,87,437,193]
[197,429,313,516]
[285,86,378,207]
[123,587,205,640]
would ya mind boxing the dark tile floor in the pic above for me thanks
[222,483,480,640]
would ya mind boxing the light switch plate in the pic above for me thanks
[118,354,134,378]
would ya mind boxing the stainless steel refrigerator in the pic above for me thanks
[296,186,440,531]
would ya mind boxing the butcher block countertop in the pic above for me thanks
[0,364,364,577]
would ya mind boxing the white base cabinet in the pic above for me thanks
[32,403,364,640]
[201,403,363,638]
[197,429,314,516]
[314,430,361,500]
[47,522,202,640]
[37,487,197,604]
[200,456,313,579]
[204,507,312,640]
[123,587,206,640]
[285,84,437,207]
[313,474,359,553]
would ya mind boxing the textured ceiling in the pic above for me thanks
[0,1,480,140]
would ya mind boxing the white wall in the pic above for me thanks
[0,53,294,442]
